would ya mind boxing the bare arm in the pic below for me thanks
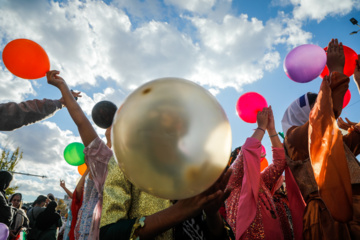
[60,180,73,199]
[266,106,282,148]
[134,169,232,239]
[46,70,97,147]
[250,107,269,142]
[76,168,89,200]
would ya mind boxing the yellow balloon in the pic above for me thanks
[112,78,232,200]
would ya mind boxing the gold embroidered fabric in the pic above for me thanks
[100,157,173,239]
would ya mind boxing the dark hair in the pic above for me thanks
[9,193,23,208]
[46,200,58,211]
[307,92,318,107]
[227,146,241,169]
[0,171,13,191]
[47,193,55,201]
[32,195,48,207]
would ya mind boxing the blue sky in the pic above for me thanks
[0,0,360,202]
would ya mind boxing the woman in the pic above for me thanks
[9,193,29,239]
[36,201,62,240]
[0,171,13,227]
[47,70,234,240]
[225,107,288,240]
[282,39,360,239]
[27,195,48,240]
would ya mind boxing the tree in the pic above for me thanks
[56,198,67,217]
[0,147,23,195]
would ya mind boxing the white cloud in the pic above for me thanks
[165,0,217,13]
[290,0,360,21]
[0,0,329,202]
[0,120,82,201]
[0,67,36,102]
[184,12,311,91]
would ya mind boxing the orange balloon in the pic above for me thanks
[260,158,268,172]
[77,163,87,175]
[2,39,50,79]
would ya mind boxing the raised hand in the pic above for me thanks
[60,179,66,188]
[338,117,357,130]
[175,168,232,218]
[267,106,275,131]
[257,107,269,130]
[326,39,345,74]
[46,70,66,88]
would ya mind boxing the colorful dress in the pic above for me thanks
[99,157,234,240]
[284,72,360,239]
[75,137,112,240]
[226,137,286,240]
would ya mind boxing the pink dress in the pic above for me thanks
[83,137,112,240]
[226,137,286,240]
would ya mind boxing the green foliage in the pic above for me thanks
[0,147,23,171]
[0,147,23,197]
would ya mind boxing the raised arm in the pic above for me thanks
[46,70,97,147]
[60,180,73,199]
[76,168,89,200]
[0,99,62,131]
[261,106,286,191]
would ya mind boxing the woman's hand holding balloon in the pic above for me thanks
[47,70,66,88]
[202,168,232,217]
[47,70,97,147]
[326,39,345,74]
[134,169,232,240]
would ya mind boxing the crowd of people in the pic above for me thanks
[0,38,359,240]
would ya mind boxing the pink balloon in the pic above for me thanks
[236,92,268,123]
[343,89,351,109]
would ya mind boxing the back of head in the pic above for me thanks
[47,193,55,201]
[46,201,57,212]
[32,195,48,207]
[0,171,13,191]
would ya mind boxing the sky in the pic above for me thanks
[0,0,360,203]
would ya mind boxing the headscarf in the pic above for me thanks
[9,193,22,209]
[0,171,13,192]
[281,93,317,136]
[35,201,60,230]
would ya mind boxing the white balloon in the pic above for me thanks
[112,78,232,200]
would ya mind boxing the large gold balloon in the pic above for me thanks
[112,78,232,200]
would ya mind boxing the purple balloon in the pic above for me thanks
[0,223,9,240]
[284,44,326,83]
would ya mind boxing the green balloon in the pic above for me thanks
[63,142,85,166]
